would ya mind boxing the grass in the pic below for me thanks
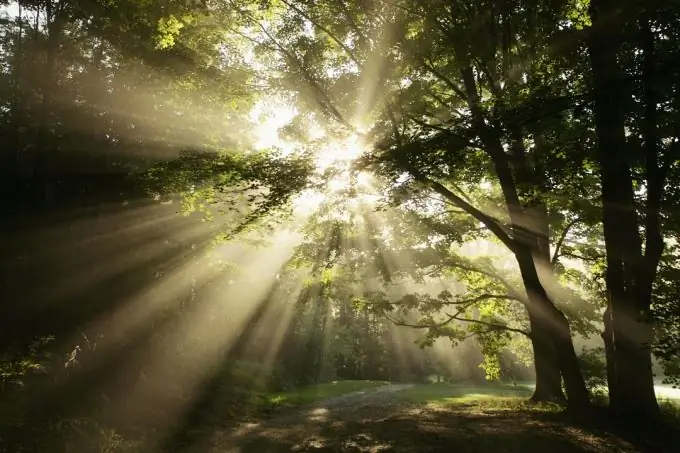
[259,379,389,412]
[395,382,535,406]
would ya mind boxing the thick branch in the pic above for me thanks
[403,165,519,252]
[560,251,601,263]
[387,311,530,339]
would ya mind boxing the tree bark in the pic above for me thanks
[517,248,590,408]
[34,2,64,204]
[528,310,564,402]
[601,305,619,403]
[587,0,660,419]
[482,122,590,408]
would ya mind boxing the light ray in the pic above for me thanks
[82,230,303,443]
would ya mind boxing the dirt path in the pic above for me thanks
[187,384,410,452]
[193,385,666,453]
[208,384,413,452]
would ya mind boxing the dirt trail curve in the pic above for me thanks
[199,384,657,453]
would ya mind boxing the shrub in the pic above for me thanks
[47,418,143,453]
[578,347,608,395]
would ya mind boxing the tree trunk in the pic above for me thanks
[451,55,589,409]
[517,248,590,408]
[34,6,63,205]
[528,310,564,402]
[610,304,658,417]
[602,305,619,403]
[552,309,591,409]
[588,0,660,419]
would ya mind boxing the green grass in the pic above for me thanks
[259,380,389,412]
[390,382,572,414]
[396,383,680,420]
[395,382,534,405]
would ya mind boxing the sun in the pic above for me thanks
[315,135,377,197]
[293,135,378,214]
[248,102,376,212]
[314,134,364,173]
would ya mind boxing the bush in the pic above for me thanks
[659,356,680,388]
[47,418,143,453]
[0,417,143,453]
[578,347,608,395]
[0,336,55,392]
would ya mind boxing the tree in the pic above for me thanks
[586,0,680,418]
[342,0,589,407]
[192,0,599,407]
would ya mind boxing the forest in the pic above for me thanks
[1,0,680,452]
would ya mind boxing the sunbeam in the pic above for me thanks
[4,1,678,451]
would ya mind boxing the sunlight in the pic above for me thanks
[250,101,297,152]
[289,133,378,215]
[249,104,375,216]
[315,134,364,173]
[89,230,303,445]
[293,189,327,215]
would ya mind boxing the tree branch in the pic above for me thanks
[449,293,520,305]
[408,115,453,133]
[281,0,363,69]
[435,258,524,300]
[422,58,468,101]
[387,310,530,339]
[424,86,456,110]
[245,13,354,130]
[402,165,519,252]
[560,251,601,263]
[448,314,531,338]
[551,217,579,264]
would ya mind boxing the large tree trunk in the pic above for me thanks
[517,249,590,408]
[588,0,660,419]
[528,310,564,402]
[552,309,590,409]
[610,303,658,417]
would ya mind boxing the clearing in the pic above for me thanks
[176,382,679,453]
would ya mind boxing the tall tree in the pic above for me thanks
[353,0,591,406]
[586,0,680,418]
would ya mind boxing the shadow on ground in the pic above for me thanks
[190,402,670,453]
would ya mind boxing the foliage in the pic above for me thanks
[577,347,608,395]
[0,336,54,391]
[142,148,314,236]
[45,418,144,453]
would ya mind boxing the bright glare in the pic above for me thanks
[249,103,376,214]
[250,101,297,152]
[315,134,364,172]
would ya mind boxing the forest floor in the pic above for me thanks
[175,383,679,453]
